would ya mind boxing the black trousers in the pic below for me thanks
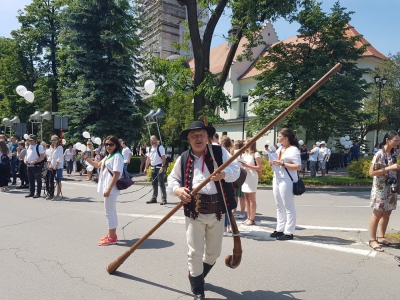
[19,161,27,185]
[0,165,10,187]
[27,165,42,195]
[46,169,56,197]
[151,167,167,201]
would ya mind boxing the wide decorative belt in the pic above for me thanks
[190,193,221,214]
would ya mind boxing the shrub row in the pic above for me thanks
[346,157,372,179]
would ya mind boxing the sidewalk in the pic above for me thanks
[63,167,371,192]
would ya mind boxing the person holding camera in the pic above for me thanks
[368,130,400,252]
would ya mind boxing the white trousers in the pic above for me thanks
[272,177,297,235]
[185,213,225,277]
[104,193,118,229]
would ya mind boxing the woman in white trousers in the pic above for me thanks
[82,135,124,246]
[270,128,301,240]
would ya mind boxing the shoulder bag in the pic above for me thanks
[284,167,306,196]
[108,168,134,190]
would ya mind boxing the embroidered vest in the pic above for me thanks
[180,145,237,220]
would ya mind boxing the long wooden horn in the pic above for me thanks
[106,63,342,274]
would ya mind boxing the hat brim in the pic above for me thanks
[180,126,216,141]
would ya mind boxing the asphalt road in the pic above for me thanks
[1,181,400,300]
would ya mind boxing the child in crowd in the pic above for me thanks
[93,148,101,182]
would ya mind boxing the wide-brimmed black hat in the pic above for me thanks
[180,121,216,141]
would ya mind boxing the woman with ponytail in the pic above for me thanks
[270,128,301,241]
[368,130,400,252]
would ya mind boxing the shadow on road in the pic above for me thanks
[206,283,305,299]
[117,238,174,249]
[63,196,100,203]
[296,235,355,245]
[112,271,192,297]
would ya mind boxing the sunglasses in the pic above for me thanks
[51,139,58,142]
[105,143,115,147]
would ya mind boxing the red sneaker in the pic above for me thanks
[98,235,117,246]
[99,234,109,242]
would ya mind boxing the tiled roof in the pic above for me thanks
[237,24,387,80]
[188,38,249,74]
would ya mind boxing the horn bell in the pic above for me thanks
[10,116,20,124]
[2,118,11,126]
[144,109,155,120]
[30,111,42,120]
[41,111,52,121]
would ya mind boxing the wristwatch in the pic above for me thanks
[282,161,285,167]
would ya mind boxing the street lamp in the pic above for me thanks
[241,95,248,140]
[144,108,165,145]
[29,111,51,141]
[374,74,387,144]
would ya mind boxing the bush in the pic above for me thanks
[127,157,142,173]
[258,157,273,185]
[347,157,372,178]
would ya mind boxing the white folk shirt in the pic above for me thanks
[167,146,240,196]
[274,146,301,181]
[147,145,165,167]
[25,144,45,165]
[122,146,132,163]
[48,145,64,169]
[97,152,124,196]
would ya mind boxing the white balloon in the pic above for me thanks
[364,153,368,157]
[91,136,96,143]
[16,85,27,96]
[345,135,350,141]
[24,91,34,102]
[86,165,94,172]
[95,137,102,145]
[144,80,156,94]
[62,139,66,144]
[73,144,76,149]
[331,147,336,151]
[81,145,87,152]
[265,140,270,145]
[23,134,29,139]
[82,131,90,138]
[299,140,304,146]
[76,142,82,150]
[316,142,320,147]
[277,143,281,148]
[269,146,276,152]
[345,144,349,149]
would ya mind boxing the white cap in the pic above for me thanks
[320,141,326,144]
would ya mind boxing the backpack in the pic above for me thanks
[34,144,46,166]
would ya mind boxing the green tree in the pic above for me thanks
[173,0,301,120]
[250,1,369,141]
[12,0,66,115]
[59,0,143,143]
[365,53,400,133]
[0,37,37,132]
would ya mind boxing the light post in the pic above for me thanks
[29,111,51,141]
[241,95,248,140]
[144,108,165,145]
[374,74,387,145]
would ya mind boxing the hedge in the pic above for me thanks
[346,157,372,179]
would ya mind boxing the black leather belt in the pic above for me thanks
[190,193,221,214]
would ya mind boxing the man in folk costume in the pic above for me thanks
[167,121,240,300]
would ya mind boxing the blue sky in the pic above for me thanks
[1,0,399,56]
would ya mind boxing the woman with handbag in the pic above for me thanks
[240,138,262,225]
[368,130,400,252]
[82,136,124,246]
[270,128,301,241]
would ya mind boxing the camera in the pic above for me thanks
[385,177,398,194]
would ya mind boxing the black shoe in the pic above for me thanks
[33,194,41,198]
[23,185,29,188]
[160,200,167,205]
[270,231,284,238]
[189,274,205,300]
[12,182,17,185]
[276,234,293,241]
[25,194,34,198]
[16,186,24,189]
[146,199,157,204]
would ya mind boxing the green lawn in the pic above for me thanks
[301,176,372,186]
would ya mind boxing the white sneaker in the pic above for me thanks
[237,214,246,219]
[53,196,63,201]
[223,232,228,236]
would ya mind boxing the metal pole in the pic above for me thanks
[376,84,382,145]
[242,102,246,140]
[155,118,163,145]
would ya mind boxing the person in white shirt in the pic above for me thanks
[121,141,132,175]
[319,141,328,177]
[212,133,219,145]
[262,142,271,161]
[308,144,319,178]
[167,121,239,300]
[24,135,45,198]
[270,128,301,240]
[64,144,75,175]
[82,135,124,246]
[144,135,167,205]
[46,135,64,200]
